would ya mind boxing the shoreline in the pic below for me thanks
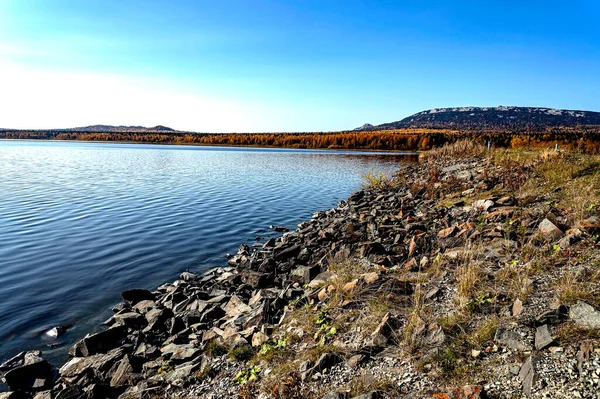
[0,138,420,155]
[0,141,416,370]
[2,144,600,399]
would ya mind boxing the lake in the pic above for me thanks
[0,140,415,364]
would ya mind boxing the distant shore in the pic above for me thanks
[0,137,417,155]
[3,125,600,153]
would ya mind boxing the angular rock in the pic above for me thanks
[425,323,446,346]
[4,354,53,391]
[309,353,343,377]
[202,327,224,342]
[0,392,28,399]
[343,279,359,293]
[45,326,67,339]
[360,242,387,257]
[70,325,129,357]
[121,289,155,305]
[241,271,273,288]
[169,345,202,363]
[109,312,146,328]
[347,354,366,368]
[223,296,252,317]
[200,306,226,323]
[569,301,600,329]
[309,271,337,289]
[352,392,383,399]
[512,298,524,317]
[362,272,380,285]
[0,352,26,375]
[248,289,278,307]
[404,387,485,399]
[274,245,301,261]
[291,265,319,284]
[110,355,135,387]
[162,360,202,384]
[577,216,600,234]
[60,349,123,380]
[228,335,250,349]
[299,360,314,381]
[321,392,346,399]
[535,306,568,325]
[371,313,401,346]
[538,218,564,241]
[495,328,529,351]
[473,199,494,211]
[534,325,553,350]
[143,308,173,334]
[251,331,269,347]
[133,300,157,314]
[437,225,458,238]
[134,342,160,359]
[519,355,537,396]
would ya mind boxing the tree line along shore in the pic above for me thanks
[3,127,600,153]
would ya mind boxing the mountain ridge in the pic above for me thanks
[356,106,600,130]
[0,125,176,133]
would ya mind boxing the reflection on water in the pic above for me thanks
[0,140,416,364]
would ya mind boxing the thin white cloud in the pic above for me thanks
[0,61,275,132]
[0,43,50,58]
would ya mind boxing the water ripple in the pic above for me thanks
[0,140,415,364]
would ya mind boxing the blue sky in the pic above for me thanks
[0,0,598,131]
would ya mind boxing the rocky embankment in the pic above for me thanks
[1,146,600,399]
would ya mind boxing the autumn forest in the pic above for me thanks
[3,126,600,153]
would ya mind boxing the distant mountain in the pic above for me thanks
[0,125,176,133]
[357,106,600,130]
[63,125,176,133]
[353,123,374,131]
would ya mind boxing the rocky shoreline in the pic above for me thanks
[1,143,600,399]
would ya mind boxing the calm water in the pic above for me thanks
[0,140,414,364]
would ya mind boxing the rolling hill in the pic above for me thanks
[357,106,600,130]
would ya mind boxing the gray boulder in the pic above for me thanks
[4,352,53,391]
[70,325,129,357]
[569,301,600,329]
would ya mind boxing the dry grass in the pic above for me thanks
[465,316,499,347]
[562,172,600,224]
[343,370,396,397]
[490,147,547,165]
[556,269,600,307]
[361,169,397,189]
[351,293,404,346]
[423,139,487,162]
[327,259,364,286]
[402,282,427,347]
[325,259,368,309]
[438,310,470,333]
[516,152,600,223]
[456,258,482,308]
[494,259,536,301]
[555,321,600,342]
